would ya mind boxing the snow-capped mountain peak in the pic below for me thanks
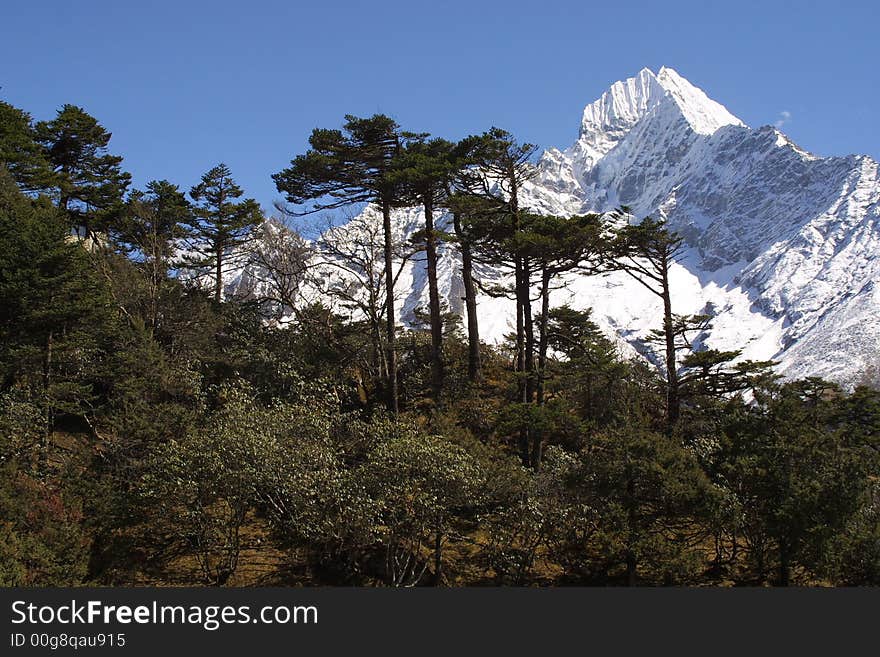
[654,66,745,134]
[542,68,879,385]
[571,67,744,172]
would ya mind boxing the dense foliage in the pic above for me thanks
[1,99,879,587]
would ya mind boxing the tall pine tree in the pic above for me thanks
[181,164,262,303]
[464,129,538,405]
[35,104,130,237]
[610,215,686,433]
[273,115,410,413]
[393,137,458,398]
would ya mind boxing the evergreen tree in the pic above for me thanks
[35,104,130,237]
[447,195,483,383]
[464,129,539,406]
[0,460,90,585]
[0,168,109,437]
[0,100,55,193]
[570,425,714,585]
[717,379,874,585]
[119,180,192,329]
[646,313,776,432]
[481,212,607,468]
[273,115,411,413]
[518,213,606,406]
[824,480,880,585]
[610,215,686,432]
[181,163,262,303]
[393,137,458,398]
[543,305,626,428]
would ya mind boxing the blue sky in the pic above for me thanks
[1,0,878,213]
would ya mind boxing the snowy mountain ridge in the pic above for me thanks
[230,67,880,386]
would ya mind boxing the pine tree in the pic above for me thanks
[449,197,483,383]
[610,215,686,432]
[571,425,714,585]
[118,180,193,328]
[442,136,491,383]
[35,104,130,237]
[393,137,458,398]
[273,115,410,413]
[0,100,55,193]
[181,164,262,303]
[486,212,607,468]
[462,129,538,406]
[543,305,625,426]
[518,213,606,406]
[718,379,873,585]
[668,316,776,413]
[0,167,109,441]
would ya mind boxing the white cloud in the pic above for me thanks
[774,110,792,129]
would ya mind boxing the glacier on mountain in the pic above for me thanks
[231,67,880,386]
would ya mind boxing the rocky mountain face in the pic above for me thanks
[230,67,880,385]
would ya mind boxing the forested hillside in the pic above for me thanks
[1,101,879,587]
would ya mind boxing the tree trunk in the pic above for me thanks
[452,211,481,382]
[372,320,385,380]
[731,528,739,567]
[423,196,444,398]
[510,177,527,405]
[530,438,544,473]
[368,282,385,380]
[150,232,161,331]
[530,264,552,471]
[215,238,223,303]
[661,258,679,432]
[381,200,399,414]
[510,173,533,468]
[536,263,551,406]
[514,257,526,402]
[514,257,530,468]
[59,189,75,234]
[522,257,536,404]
